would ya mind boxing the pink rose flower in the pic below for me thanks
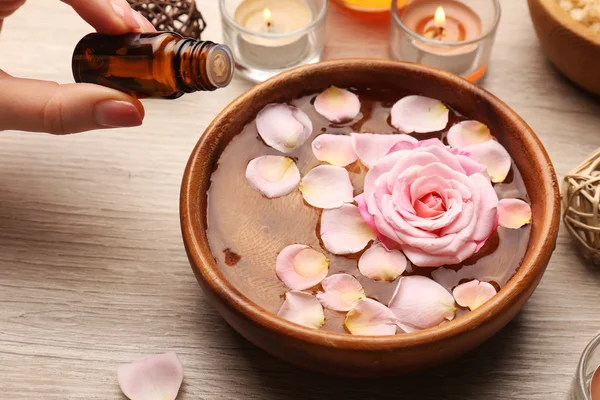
[356,138,499,267]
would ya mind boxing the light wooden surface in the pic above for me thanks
[0,1,599,399]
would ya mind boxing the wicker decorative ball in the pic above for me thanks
[127,0,207,39]
[562,148,600,264]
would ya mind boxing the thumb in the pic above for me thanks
[0,73,144,134]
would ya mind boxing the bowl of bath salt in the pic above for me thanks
[180,60,561,376]
[528,0,600,95]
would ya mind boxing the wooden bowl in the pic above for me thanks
[180,60,560,377]
[528,0,600,96]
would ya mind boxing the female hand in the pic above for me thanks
[0,0,156,134]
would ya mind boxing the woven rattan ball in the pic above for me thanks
[562,148,600,264]
[128,0,206,39]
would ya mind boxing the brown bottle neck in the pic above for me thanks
[174,39,233,93]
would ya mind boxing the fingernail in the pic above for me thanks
[133,10,156,32]
[94,100,143,128]
[111,0,143,31]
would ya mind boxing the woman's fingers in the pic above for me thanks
[0,73,145,134]
[61,0,155,34]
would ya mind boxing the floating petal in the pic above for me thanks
[256,103,313,153]
[317,273,365,311]
[391,95,449,133]
[463,140,511,183]
[452,280,497,311]
[246,156,301,198]
[277,291,325,329]
[276,244,329,290]
[351,133,418,168]
[314,86,361,123]
[345,298,397,336]
[300,165,354,209]
[447,120,492,149]
[388,276,456,332]
[358,243,407,282]
[312,134,358,167]
[320,204,377,255]
[117,352,183,400]
[498,198,532,229]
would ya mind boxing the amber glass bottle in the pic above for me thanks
[72,32,235,99]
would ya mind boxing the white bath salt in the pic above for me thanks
[559,0,600,30]
[559,0,573,11]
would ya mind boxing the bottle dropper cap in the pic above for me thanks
[206,45,235,88]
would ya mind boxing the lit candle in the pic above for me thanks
[592,365,600,400]
[234,0,313,70]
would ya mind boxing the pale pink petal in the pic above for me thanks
[345,298,397,336]
[320,204,376,255]
[452,280,497,311]
[391,95,449,133]
[388,276,456,332]
[277,291,325,329]
[358,243,407,282]
[463,140,511,183]
[312,134,358,167]
[276,244,329,290]
[256,103,313,153]
[498,198,532,229]
[447,120,492,149]
[317,273,365,311]
[351,133,417,168]
[314,86,361,123]
[246,156,300,198]
[117,352,183,400]
[300,165,354,209]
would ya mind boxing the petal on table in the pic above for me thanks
[277,290,325,329]
[246,156,301,198]
[497,198,532,229]
[447,120,492,149]
[351,133,417,168]
[317,273,365,311]
[300,165,354,209]
[390,95,449,133]
[256,103,313,153]
[117,352,183,400]
[358,243,407,282]
[452,280,497,311]
[463,140,511,183]
[314,86,361,123]
[276,244,329,290]
[388,276,456,332]
[345,298,397,336]
[320,204,376,255]
[312,134,358,167]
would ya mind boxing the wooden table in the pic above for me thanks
[1,1,599,399]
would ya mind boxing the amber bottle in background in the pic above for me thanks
[72,32,235,99]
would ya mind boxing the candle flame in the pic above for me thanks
[434,6,446,28]
[263,8,272,23]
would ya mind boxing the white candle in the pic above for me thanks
[234,0,313,70]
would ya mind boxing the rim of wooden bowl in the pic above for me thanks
[533,0,600,45]
[181,59,560,351]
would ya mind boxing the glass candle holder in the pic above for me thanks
[571,333,600,400]
[389,0,501,83]
[219,0,328,83]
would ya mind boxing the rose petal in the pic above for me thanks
[358,243,407,282]
[463,140,511,183]
[344,298,397,336]
[117,352,183,400]
[312,134,358,167]
[320,204,376,255]
[246,156,301,198]
[452,280,497,311]
[447,121,492,149]
[314,86,361,123]
[276,244,329,290]
[317,273,365,311]
[351,133,418,168]
[388,276,456,332]
[391,95,449,133]
[256,103,313,153]
[498,198,532,229]
[277,290,325,329]
[300,165,354,209]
